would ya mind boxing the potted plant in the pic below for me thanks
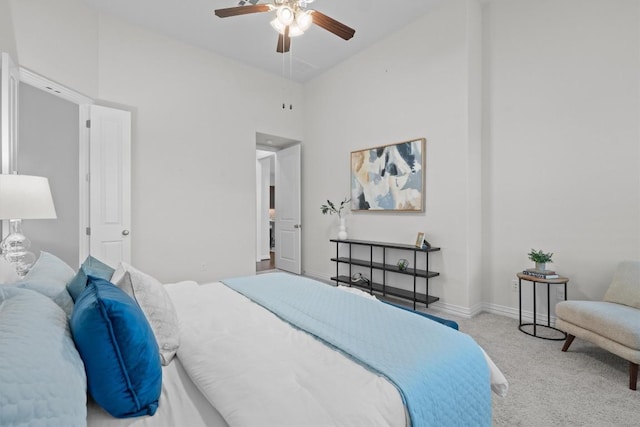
[321,197,350,239]
[528,249,553,271]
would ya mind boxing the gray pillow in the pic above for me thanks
[10,251,76,316]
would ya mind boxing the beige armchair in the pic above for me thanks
[555,261,640,390]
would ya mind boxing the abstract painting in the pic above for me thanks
[351,138,425,212]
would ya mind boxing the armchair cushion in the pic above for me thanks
[556,301,640,351]
[603,261,640,310]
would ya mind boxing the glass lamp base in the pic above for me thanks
[3,251,36,277]
[1,219,36,277]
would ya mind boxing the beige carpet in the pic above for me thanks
[438,311,639,426]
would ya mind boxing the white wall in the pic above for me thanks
[482,0,640,317]
[3,0,638,316]
[0,0,18,60]
[95,14,304,283]
[303,0,640,316]
[303,0,483,313]
[10,0,99,98]
[6,1,304,283]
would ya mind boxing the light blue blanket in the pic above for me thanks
[222,273,491,427]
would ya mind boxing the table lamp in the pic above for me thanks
[0,174,57,276]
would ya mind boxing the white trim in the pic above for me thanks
[1,53,20,239]
[1,53,19,174]
[78,104,91,267]
[481,302,519,319]
[429,301,484,319]
[19,68,93,105]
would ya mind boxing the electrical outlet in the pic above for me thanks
[556,287,565,300]
[511,279,518,292]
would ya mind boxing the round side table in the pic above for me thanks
[517,272,569,340]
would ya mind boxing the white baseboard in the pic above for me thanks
[303,271,558,325]
[428,301,483,318]
[482,302,559,325]
[482,302,519,319]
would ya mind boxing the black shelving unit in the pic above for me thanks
[330,238,441,309]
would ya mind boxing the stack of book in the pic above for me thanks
[522,268,559,279]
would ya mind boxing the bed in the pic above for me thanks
[0,252,507,427]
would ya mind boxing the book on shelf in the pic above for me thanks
[522,269,559,279]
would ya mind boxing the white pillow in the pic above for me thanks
[0,256,19,284]
[111,263,180,365]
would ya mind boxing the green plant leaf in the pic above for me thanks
[527,249,553,263]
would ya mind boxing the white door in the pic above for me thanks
[89,105,131,268]
[275,144,301,274]
[0,52,19,239]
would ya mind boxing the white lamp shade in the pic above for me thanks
[0,174,57,220]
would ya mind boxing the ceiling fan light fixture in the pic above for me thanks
[288,22,304,37]
[276,6,294,26]
[214,0,355,54]
[295,10,313,32]
[270,17,286,34]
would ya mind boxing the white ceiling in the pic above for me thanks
[82,0,445,82]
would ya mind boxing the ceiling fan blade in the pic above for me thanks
[276,26,291,53]
[311,10,355,41]
[214,4,271,18]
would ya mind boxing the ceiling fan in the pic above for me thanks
[214,0,356,53]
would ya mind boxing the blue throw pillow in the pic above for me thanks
[67,256,115,302]
[70,276,162,418]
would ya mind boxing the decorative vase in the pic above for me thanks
[338,217,348,240]
[535,262,546,271]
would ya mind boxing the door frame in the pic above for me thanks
[255,138,302,274]
[19,68,93,266]
[0,52,20,239]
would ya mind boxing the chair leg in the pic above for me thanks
[561,334,575,352]
[630,362,638,391]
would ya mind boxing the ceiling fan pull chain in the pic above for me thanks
[289,46,294,110]
[281,43,286,109]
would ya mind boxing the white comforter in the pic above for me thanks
[165,280,508,427]
[166,281,407,427]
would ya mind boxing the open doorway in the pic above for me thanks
[255,132,300,274]
[256,149,276,272]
